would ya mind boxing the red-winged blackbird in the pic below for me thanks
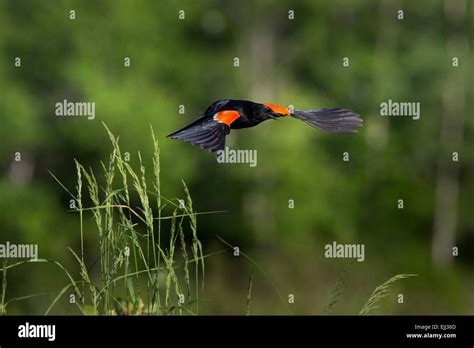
[167,99,362,152]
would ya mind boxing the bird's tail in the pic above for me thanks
[290,108,363,133]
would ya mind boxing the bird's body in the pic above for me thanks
[167,99,362,152]
[204,99,274,128]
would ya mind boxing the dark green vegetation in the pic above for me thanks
[0,0,472,314]
[0,126,416,315]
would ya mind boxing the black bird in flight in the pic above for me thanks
[167,100,362,152]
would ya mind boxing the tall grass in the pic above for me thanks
[0,124,418,315]
[1,259,7,315]
[359,274,417,315]
[48,124,207,315]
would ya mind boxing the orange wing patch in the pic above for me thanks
[214,110,240,126]
[263,103,289,115]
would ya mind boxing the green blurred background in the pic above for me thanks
[0,0,473,314]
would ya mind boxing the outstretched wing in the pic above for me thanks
[167,110,240,152]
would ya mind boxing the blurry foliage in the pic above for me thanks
[0,0,472,314]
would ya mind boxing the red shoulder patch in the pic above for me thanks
[214,110,240,126]
[263,103,289,115]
